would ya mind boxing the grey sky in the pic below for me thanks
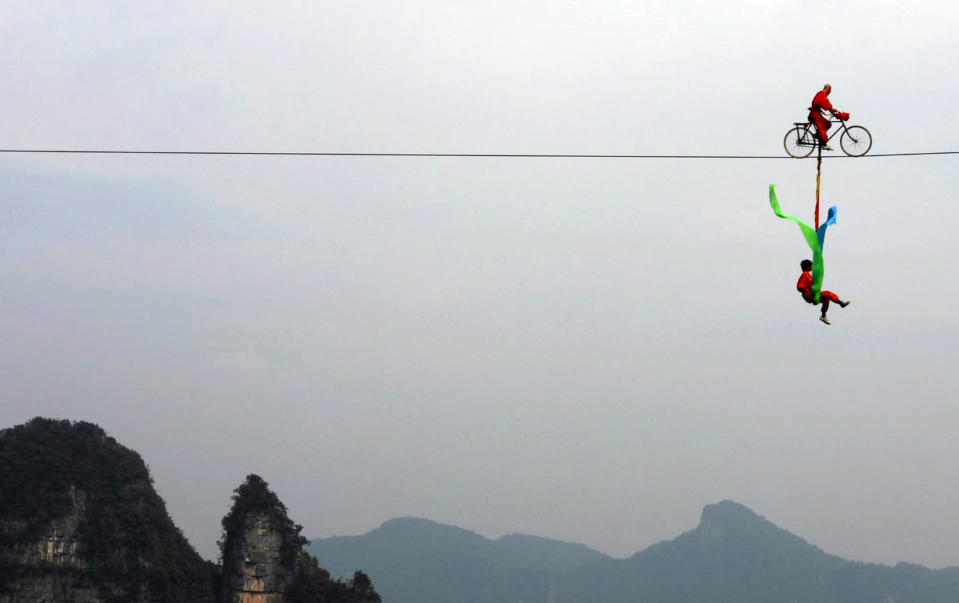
[2,1,958,567]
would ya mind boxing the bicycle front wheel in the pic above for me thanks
[840,125,872,156]
[784,126,815,158]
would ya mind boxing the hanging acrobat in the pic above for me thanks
[769,185,851,325]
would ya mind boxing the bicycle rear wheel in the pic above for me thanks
[784,126,815,158]
[840,125,872,156]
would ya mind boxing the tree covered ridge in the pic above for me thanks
[0,417,216,601]
[0,418,148,532]
[1,418,381,602]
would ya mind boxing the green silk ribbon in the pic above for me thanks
[769,184,823,303]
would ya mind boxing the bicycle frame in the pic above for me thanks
[793,116,851,148]
[785,113,870,157]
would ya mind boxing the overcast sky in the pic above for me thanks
[2,1,959,567]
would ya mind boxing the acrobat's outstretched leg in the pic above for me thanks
[818,290,850,325]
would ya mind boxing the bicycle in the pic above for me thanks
[783,116,872,158]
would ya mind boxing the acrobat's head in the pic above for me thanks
[800,259,813,271]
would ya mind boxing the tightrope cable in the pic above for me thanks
[2,149,958,158]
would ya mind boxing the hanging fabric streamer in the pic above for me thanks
[817,205,837,249]
[769,184,837,303]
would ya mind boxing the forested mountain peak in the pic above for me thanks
[0,417,215,601]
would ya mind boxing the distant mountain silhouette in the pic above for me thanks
[310,501,959,603]
[308,517,608,603]
[561,500,845,602]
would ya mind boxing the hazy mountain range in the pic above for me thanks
[310,501,959,603]
[5,416,958,602]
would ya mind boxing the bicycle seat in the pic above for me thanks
[793,122,808,126]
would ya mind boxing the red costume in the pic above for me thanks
[808,90,833,143]
[797,270,840,304]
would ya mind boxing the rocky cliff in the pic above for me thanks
[219,474,380,603]
[0,485,99,602]
[220,496,298,601]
